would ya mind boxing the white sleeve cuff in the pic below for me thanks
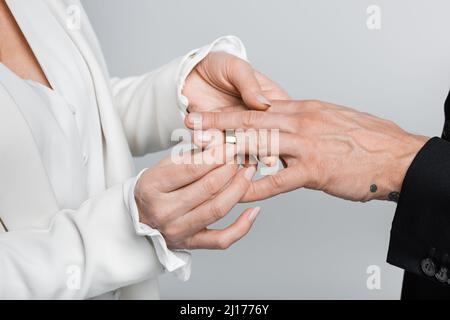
[124,169,192,282]
[176,35,248,116]
[121,36,247,281]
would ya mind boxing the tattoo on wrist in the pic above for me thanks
[370,184,400,202]
[388,191,400,203]
[370,184,378,193]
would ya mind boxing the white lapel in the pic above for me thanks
[46,0,136,186]
[8,0,136,187]
[47,0,136,186]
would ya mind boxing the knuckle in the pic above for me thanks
[153,209,169,226]
[245,183,257,201]
[162,225,181,241]
[202,176,220,196]
[233,55,247,66]
[216,237,232,250]
[237,174,251,190]
[136,192,170,228]
[137,180,157,201]
[269,173,286,191]
[382,118,398,128]
[183,237,194,250]
[146,196,162,214]
[284,117,300,132]
[296,112,316,129]
[243,111,263,128]
[209,112,221,129]
[149,202,174,228]
[185,163,202,179]
[148,214,164,230]
[210,202,227,220]
[229,55,247,71]
[304,100,324,110]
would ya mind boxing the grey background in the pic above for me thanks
[82,0,450,299]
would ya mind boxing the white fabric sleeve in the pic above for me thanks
[110,35,248,157]
[0,177,163,300]
[114,36,248,282]
[127,169,192,282]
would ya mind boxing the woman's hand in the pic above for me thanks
[134,145,260,250]
[183,51,290,113]
[185,100,429,203]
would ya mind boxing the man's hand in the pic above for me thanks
[183,51,290,113]
[185,100,430,203]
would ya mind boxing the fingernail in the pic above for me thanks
[244,166,257,181]
[257,95,271,107]
[248,207,261,222]
[188,113,202,126]
[261,156,278,167]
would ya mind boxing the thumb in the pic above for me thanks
[229,59,271,110]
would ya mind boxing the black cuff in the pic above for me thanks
[387,137,450,285]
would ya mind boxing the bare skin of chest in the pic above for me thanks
[0,0,51,88]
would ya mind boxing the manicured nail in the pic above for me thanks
[262,156,278,167]
[188,113,202,127]
[257,95,271,107]
[248,207,261,222]
[244,166,257,181]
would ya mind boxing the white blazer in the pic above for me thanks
[0,0,246,299]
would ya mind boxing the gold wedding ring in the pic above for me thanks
[225,129,237,144]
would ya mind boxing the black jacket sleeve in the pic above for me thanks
[387,137,450,286]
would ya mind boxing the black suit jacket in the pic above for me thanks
[387,91,450,299]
